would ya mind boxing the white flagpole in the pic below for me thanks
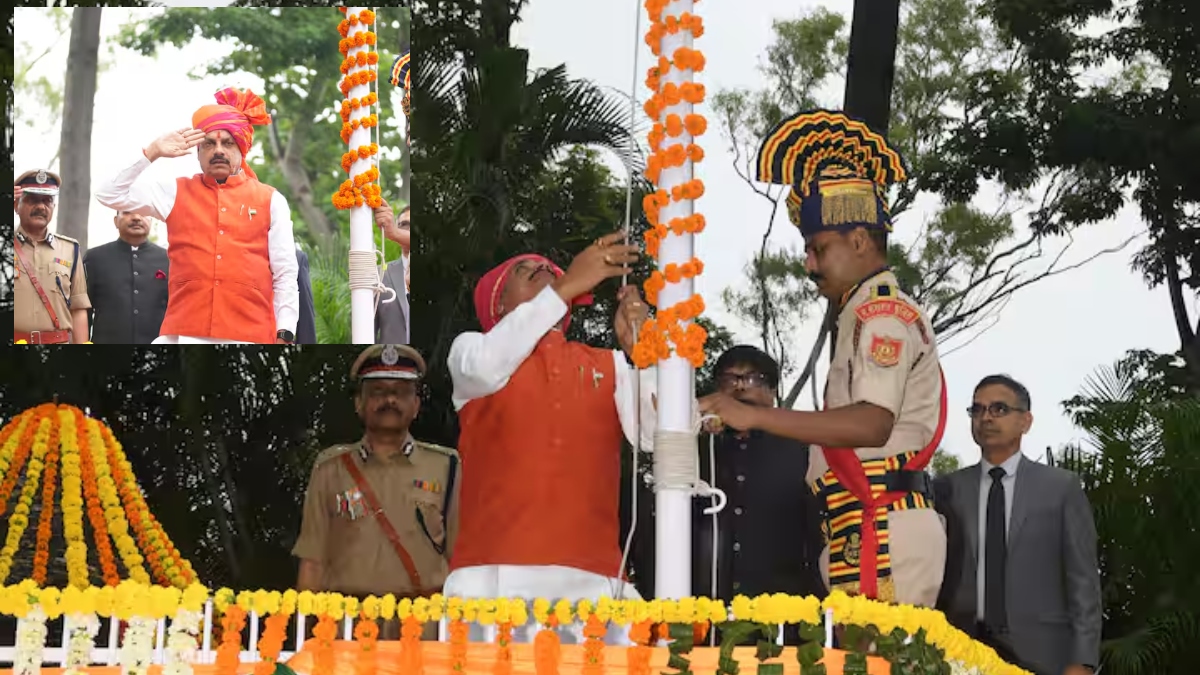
[653,0,698,600]
[345,6,378,344]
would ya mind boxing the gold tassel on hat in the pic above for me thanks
[819,179,878,228]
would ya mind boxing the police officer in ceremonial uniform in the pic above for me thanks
[292,344,459,640]
[13,169,92,344]
[700,110,947,608]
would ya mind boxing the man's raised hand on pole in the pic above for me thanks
[551,231,639,304]
[615,284,649,357]
[144,128,206,162]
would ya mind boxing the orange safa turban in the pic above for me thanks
[191,87,272,180]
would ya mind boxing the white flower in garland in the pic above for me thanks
[64,612,100,675]
[950,661,985,675]
[120,617,157,675]
[163,608,203,675]
[14,607,49,675]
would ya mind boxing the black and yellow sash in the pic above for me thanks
[813,451,930,602]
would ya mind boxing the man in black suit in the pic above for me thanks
[84,210,169,343]
[295,246,317,344]
[936,375,1101,675]
[694,346,825,644]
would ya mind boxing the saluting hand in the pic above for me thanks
[145,128,207,162]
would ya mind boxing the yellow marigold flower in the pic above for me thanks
[397,597,413,620]
[493,597,512,624]
[379,594,396,621]
[510,599,530,627]
[476,598,496,626]
[553,599,573,626]
[730,595,753,621]
[446,596,464,621]
[532,598,551,625]
[327,593,346,621]
[343,596,359,618]
[427,594,445,622]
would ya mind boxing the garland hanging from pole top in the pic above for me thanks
[632,0,709,369]
[333,8,383,211]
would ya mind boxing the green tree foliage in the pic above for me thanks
[713,0,1135,407]
[930,447,962,477]
[1053,350,1199,675]
[931,0,1200,386]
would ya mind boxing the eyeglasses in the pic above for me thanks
[717,372,771,389]
[967,402,1027,418]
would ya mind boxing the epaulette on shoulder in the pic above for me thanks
[414,441,459,460]
[313,444,357,466]
[855,287,920,325]
[54,233,80,245]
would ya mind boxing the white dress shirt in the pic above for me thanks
[95,149,300,344]
[444,285,656,642]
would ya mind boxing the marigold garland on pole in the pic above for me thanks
[632,0,709,370]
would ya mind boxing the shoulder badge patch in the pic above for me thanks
[855,298,918,325]
[868,335,903,367]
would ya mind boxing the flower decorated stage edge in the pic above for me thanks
[0,585,1033,675]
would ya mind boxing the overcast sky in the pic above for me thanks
[510,0,1186,465]
[13,2,1188,465]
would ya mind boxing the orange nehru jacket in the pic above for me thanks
[453,331,624,579]
[160,173,275,343]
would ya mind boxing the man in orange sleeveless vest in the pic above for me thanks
[700,110,947,608]
[447,232,657,643]
[95,87,299,344]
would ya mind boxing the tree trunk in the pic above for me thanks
[842,0,901,136]
[1164,241,1200,387]
[275,78,337,245]
[55,7,102,249]
[181,348,243,583]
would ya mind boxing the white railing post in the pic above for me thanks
[200,600,214,664]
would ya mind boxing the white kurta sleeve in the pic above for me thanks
[613,355,659,451]
[448,285,569,410]
[94,149,177,220]
[267,191,300,334]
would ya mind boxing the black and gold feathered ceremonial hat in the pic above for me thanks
[390,50,411,90]
[755,109,907,238]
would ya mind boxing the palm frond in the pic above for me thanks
[306,239,351,344]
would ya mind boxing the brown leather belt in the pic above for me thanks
[15,330,72,344]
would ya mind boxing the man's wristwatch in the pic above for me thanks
[277,330,295,344]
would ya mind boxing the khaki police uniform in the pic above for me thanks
[293,437,460,597]
[14,169,91,343]
[810,269,947,606]
[292,344,459,639]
